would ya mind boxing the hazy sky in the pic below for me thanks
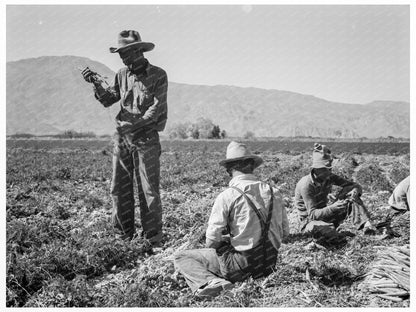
[6,4,410,104]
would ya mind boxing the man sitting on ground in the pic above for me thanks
[294,143,375,239]
[388,175,410,214]
[174,141,289,298]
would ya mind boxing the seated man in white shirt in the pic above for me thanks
[388,176,410,214]
[174,141,289,299]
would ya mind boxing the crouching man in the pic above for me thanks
[295,143,375,238]
[174,141,289,298]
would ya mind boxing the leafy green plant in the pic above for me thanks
[6,139,410,307]
[355,162,392,192]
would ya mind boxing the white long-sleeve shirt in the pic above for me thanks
[388,176,410,211]
[206,174,289,251]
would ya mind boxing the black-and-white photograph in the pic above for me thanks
[4,2,412,308]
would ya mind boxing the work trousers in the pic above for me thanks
[110,130,162,242]
[300,202,370,236]
[174,243,278,293]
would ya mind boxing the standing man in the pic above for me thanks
[294,143,375,238]
[82,30,168,245]
[174,141,289,298]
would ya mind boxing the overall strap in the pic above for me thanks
[230,184,275,274]
[263,185,274,240]
[229,185,275,241]
[229,186,265,232]
[261,185,275,274]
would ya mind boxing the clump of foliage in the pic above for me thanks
[9,133,36,138]
[7,214,149,306]
[264,154,310,196]
[355,161,392,192]
[24,276,95,307]
[168,118,225,139]
[54,130,97,139]
[387,159,410,185]
[331,153,359,180]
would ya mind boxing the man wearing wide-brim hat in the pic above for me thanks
[294,143,376,240]
[82,30,168,246]
[174,141,289,298]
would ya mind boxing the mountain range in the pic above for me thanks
[6,56,410,138]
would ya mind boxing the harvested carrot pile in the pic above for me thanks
[364,245,410,302]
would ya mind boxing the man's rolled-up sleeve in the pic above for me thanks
[206,194,229,243]
[93,73,121,107]
[332,175,363,198]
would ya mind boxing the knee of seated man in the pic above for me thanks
[310,222,336,237]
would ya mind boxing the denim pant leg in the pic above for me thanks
[110,141,135,238]
[328,211,348,229]
[174,248,223,293]
[351,203,370,229]
[302,220,337,237]
[134,138,162,243]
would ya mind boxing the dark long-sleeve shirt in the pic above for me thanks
[93,61,168,132]
[294,172,362,221]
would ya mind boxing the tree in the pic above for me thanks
[167,118,225,140]
[211,125,221,139]
[168,123,189,139]
[243,131,255,140]
[195,117,215,139]
[186,123,200,139]
[220,130,227,139]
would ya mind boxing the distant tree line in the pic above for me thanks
[7,130,409,143]
[168,118,226,140]
[8,130,98,139]
[56,130,97,139]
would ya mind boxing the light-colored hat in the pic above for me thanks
[109,30,155,53]
[311,143,333,169]
[219,141,263,168]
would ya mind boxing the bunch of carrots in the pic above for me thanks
[365,245,410,302]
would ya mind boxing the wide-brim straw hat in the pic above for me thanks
[109,30,155,53]
[219,141,263,168]
[311,142,334,169]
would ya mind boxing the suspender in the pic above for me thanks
[230,187,265,230]
[229,184,274,271]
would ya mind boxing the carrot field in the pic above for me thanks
[6,138,410,307]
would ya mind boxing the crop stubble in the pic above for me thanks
[6,139,410,307]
